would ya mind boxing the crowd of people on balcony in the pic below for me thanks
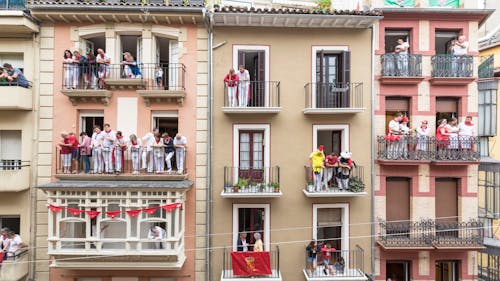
[385,112,476,160]
[309,145,355,192]
[0,63,30,88]
[58,124,187,175]
[0,228,27,260]
[223,66,251,107]
[306,240,345,276]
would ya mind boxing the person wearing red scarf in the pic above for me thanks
[96,48,110,89]
[224,68,239,107]
[58,132,73,174]
[68,132,80,174]
[415,120,430,159]
[436,119,451,159]
[114,131,127,175]
[458,116,476,156]
[102,123,116,174]
[152,133,166,174]
[128,134,142,175]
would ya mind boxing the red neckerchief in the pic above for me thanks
[100,53,105,59]
[165,137,171,142]
[155,138,161,144]
[131,141,137,145]
[465,121,474,126]
[117,135,123,140]
[421,126,427,130]
[105,129,111,133]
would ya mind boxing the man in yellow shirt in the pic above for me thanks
[309,145,325,192]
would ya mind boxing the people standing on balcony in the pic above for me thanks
[321,244,335,275]
[451,35,469,77]
[142,128,159,174]
[128,134,142,175]
[91,125,104,174]
[2,63,29,88]
[121,52,142,79]
[72,50,83,89]
[237,232,249,252]
[306,240,318,272]
[83,52,96,89]
[394,38,410,76]
[63,50,74,89]
[68,132,80,174]
[253,232,263,252]
[309,145,325,192]
[323,153,338,190]
[58,132,73,174]
[458,116,476,159]
[174,133,187,174]
[415,120,430,160]
[237,65,250,107]
[1,230,27,258]
[163,133,175,174]
[114,131,127,175]
[96,48,111,89]
[79,132,91,174]
[152,133,165,174]
[399,116,410,159]
[387,112,403,159]
[446,117,460,159]
[102,123,116,174]
[436,119,451,160]
[336,152,354,191]
[224,68,239,107]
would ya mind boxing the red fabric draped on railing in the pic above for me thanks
[230,251,272,276]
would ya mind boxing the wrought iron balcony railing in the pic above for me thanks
[303,245,365,279]
[303,165,365,194]
[223,166,280,194]
[304,82,363,110]
[431,54,473,78]
[223,81,280,108]
[222,245,280,279]
[479,55,494,79]
[0,0,25,10]
[381,53,422,77]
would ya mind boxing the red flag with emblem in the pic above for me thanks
[143,207,158,215]
[105,210,121,219]
[231,251,272,276]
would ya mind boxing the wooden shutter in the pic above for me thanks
[340,51,351,85]
[436,98,458,112]
[435,179,458,223]
[386,178,410,222]
[386,98,410,111]
[238,51,245,69]
[257,51,265,82]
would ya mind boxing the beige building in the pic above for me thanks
[0,1,40,281]
[208,6,381,281]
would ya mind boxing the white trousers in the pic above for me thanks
[72,67,79,88]
[154,148,164,173]
[93,147,103,173]
[238,82,249,107]
[336,177,349,190]
[62,153,71,169]
[141,150,148,169]
[64,67,73,88]
[323,168,334,189]
[313,170,323,192]
[228,86,237,107]
[131,150,140,172]
[176,149,185,172]
[114,148,122,172]
[146,150,154,173]
[165,151,174,170]
[102,147,113,173]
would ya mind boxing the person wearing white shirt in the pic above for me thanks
[1,230,26,257]
[236,65,250,107]
[399,116,410,159]
[173,134,187,174]
[395,38,410,76]
[128,134,142,175]
[458,116,476,153]
[91,125,104,174]
[142,128,159,173]
[451,35,470,76]
[147,225,166,249]
[96,48,111,89]
[415,120,431,159]
[387,112,403,159]
[101,123,116,174]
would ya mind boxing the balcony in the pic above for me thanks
[0,82,33,110]
[221,246,281,281]
[0,160,30,192]
[430,54,474,85]
[221,166,281,198]
[303,246,367,281]
[55,148,187,180]
[0,249,29,281]
[380,54,423,85]
[479,55,494,79]
[45,189,187,269]
[221,81,281,114]
[302,166,367,197]
[61,64,112,105]
[0,0,39,35]
[137,63,186,106]
[303,83,364,114]
[377,219,484,250]
[376,136,479,164]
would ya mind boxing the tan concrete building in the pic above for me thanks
[0,1,39,281]
[207,6,381,281]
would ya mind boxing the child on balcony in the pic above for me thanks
[155,65,164,89]
[128,134,142,175]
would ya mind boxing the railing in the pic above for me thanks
[303,245,365,279]
[431,54,473,78]
[0,159,29,170]
[223,166,280,194]
[223,81,280,108]
[479,266,500,281]
[222,246,280,278]
[303,165,365,193]
[0,80,32,88]
[0,0,25,10]
[376,135,479,161]
[381,53,422,77]
[56,146,187,175]
[62,63,186,91]
[0,249,29,281]
[479,55,494,79]
[378,219,483,248]
[304,82,363,109]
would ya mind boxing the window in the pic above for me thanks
[313,204,349,251]
[80,111,104,137]
[436,98,458,125]
[385,97,410,131]
[232,204,270,251]
[478,170,500,219]
[0,216,20,235]
[480,137,490,157]
[120,35,142,64]
[385,30,411,53]
[478,81,498,137]
[313,48,350,108]
[435,30,460,54]
[313,125,349,154]
[435,261,459,281]
[386,261,411,281]
[0,130,22,170]
[238,131,264,182]
[80,35,106,57]
[233,46,270,107]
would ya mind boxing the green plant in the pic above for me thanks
[270,181,280,192]
[348,176,365,192]
[237,178,249,189]
[315,0,331,11]
[307,179,313,186]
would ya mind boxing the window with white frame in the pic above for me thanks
[48,190,185,254]
[233,124,270,183]
[233,45,270,107]
[313,125,349,155]
[80,110,104,138]
[0,130,22,170]
[313,204,349,252]
[232,204,270,251]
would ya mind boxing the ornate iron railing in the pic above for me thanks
[304,245,365,278]
[479,55,494,79]
[431,54,473,78]
[381,53,422,77]
[223,166,280,194]
[304,82,363,109]
[304,165,365,193]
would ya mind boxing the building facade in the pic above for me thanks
[372,0,491,280]
[0,1,39,281]
[208,6,380,281]
[26,1,210,281]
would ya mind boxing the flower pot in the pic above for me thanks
[274,186,279,193]
[233,186,239,193]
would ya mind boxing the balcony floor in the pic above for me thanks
[222,107,281,114]
[303,269,367,281]
[55,172,188,181]
[303,108,365,114]
[221,191,283,198]
[220,270,282,281]
[50,254,185,270]
[302,189,367,198]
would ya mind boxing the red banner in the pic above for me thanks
[126,209,142,217]
[230,251,272,276]
[67,208,85,216]
[49,204,64,212]
[105,210,121,219]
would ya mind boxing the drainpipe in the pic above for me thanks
[202,7,214,281]
[370,23,376,280]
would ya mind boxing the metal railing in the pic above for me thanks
[62,63,186,91]
[304,165,365,193]
[0,0,25,9]
[479,266,500,281]
[381,53,422,77]
[56,146,186,175]
[304,82,363,109]
[479,55,494,79]
[0,159,29,170]
[431,54,473,78]
[223,166,280,194]
[222,245,280,278]
[0,80,32,88]
[304,245,365,278]
[378,219,483,248]
[223,81,280,108]
[376,135,479,161]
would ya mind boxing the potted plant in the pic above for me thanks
[236,178,248,193]
[258,181,266,192]
[348,176,365,193]
[271,182,280,193]
[224,182,232,193]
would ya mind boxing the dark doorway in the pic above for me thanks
[81,115,104,137]
[436,261,459,281]
[387,261,411,281]
[238,50,265,107]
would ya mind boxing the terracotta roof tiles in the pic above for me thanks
[214,5,382,16]
[28,0,205,8]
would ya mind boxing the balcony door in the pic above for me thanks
[435,179,458,238]
[313,204,349,253]
[435,261,459,281]
[386,178,411,239]
[80,111,104,138]
[315,50,350,108]
[238,50,265,107]
[239,130,264,183]
[386,261,411,281]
